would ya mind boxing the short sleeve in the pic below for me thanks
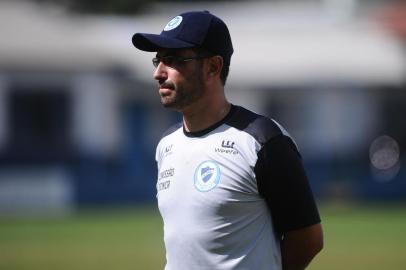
[254,135,321,235]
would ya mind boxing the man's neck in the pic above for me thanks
[182,100,231,133]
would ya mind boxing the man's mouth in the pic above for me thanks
[159,84,174,96]
[159,82,174,93]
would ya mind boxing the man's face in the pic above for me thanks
[153,49,205,111]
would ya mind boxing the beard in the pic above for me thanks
[159,67,205,111]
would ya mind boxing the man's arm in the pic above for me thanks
[254,134,323,269]
[281,223,324,270]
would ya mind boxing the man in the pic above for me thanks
[132,10,323,270]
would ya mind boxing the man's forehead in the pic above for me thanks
[156,48,196,56]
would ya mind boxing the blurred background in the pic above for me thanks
[0,0,405,269]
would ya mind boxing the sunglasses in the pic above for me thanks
[152,55,211,68]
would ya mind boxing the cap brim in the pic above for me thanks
[132,33,195,52]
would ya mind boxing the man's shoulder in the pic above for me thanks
[160,121,183,140]
[227,105,286,145]
[156,122,182,156]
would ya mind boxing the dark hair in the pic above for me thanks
[220,64,230,86]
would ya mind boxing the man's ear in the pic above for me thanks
[207,56,223,77]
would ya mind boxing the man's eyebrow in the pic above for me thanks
[156,50,178,57]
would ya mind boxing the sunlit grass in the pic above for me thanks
[1,203,405,270]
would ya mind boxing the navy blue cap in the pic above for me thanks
[132,11,233,66]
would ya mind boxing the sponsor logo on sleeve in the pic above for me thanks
[164,144,173,157]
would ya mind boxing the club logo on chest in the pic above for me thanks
[194,160,221,192]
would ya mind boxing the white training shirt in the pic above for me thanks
[155,105,320,270]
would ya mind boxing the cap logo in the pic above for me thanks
[163,16,183,31]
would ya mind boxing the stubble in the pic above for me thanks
[160,64,205,111]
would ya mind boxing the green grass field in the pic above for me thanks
[1,203,406,270]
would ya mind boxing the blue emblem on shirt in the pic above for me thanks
[194,160,221,192]
[201,166,214,183]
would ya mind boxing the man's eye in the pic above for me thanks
[163,56,175,65]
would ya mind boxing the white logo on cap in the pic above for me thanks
[164,16,183,31]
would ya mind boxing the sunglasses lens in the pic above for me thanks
[152,56,175,67]
[152,58,159,67]
[162,56,174,67]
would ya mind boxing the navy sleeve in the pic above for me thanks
[254,134,321,236]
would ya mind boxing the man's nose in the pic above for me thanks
[153,61,168,81]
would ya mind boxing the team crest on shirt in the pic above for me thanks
[194,160,221,192]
